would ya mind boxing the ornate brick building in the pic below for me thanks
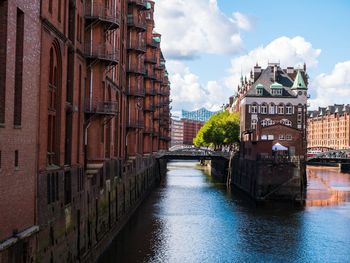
[0,0,170,262]
[308,104,350,150]
[230,63,308,156]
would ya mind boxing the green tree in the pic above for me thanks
[193,111,240,149]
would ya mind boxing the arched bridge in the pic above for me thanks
[157,147,231,160]
[307,149,350,164]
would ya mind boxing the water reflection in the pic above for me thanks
[306,166,350,206]
[99,162,350,263]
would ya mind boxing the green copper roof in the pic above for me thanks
[146,2,152,9]
[270,82,283,89]
[256,83,264,89]
[153,36,161,43]
[292,70,307,89]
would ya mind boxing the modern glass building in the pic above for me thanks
[181,108,218,122]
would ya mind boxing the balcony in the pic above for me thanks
[85,43,119,65]
[154,75,163,83]
[145,88,156,96]
[144,70,156,80]
[85,100,118,115]
[144,103,155,111]
[127,86,145,97]
[127,40,146,53]
[147,39,160,49]
[127,64,145,75]
[126,120,144,129]
[127,15,146,31]
[128,0,147,9]
[145,54,157,64]
[85,3,120,29]
[143,127,154,134]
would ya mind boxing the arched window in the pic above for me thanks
[251,103,258,113]
[286,104,293,114]
[278,103,285,114]
[47,42,61,166]
[280,119,292,127]
[261,103,267,114]
[269,103,275,114]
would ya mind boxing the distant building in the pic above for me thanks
[231,62,308,156]
[182,107,218,122]
[308,105,350,150]
[182,119,204,145]
[170,117,184,146]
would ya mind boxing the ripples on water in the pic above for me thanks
[99,161,350,263]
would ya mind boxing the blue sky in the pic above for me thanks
[154,0,350,113]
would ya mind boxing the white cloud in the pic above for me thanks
[154,0,251,60]
[225,36,322,92]
[167,61,229,112]
[309,61,350,109]
[233,12,252,31]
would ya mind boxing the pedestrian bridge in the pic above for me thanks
[307,149,350,164]
[157,147,231,160]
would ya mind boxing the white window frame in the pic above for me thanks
[286,105,293,115]
[261,104,267,114]
[251,105,257,113]
[278,105,285,114]
[279,134,285,140]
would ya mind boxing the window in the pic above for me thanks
[58,0,62,22]
[280,119,292,127]
[251,104,257,113]
[49,0,52,13]
[272,89,282,96]
[286,135,292,140]
[251,119,257,130]
[47,43,61,166]
[0,1,7,124]
[269,104,275,114]
[286,105,293,115]
[14,9,24,126]
[15,150,19,168]
[47,172,59,204]
[279,134,285,140]
[257,88,263,95]
[278,104,284,114]
[261,104,267,114]
[64,171,72,205]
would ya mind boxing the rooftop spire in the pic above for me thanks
[292,70,307,90]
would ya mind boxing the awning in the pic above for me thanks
[272,143,288,151]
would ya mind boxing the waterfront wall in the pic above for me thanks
[0,157,166,263]
[231,156,306,202]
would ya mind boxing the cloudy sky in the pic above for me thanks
[153,0,350,115]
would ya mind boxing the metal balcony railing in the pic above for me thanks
[85,100,118,115]
[127,86,145,97]
[145,54,157,64]
[126,120,145,129]
[143,127,154,134]
[145,88,156,96]
[127,15,146,31]
[144,70,156,80]
[85,3,120,28]
[127,40,146,53]
[144,104,154,111]
[127,64,145,75]
[85,43,119,64]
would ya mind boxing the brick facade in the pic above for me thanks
[0,0,170,262]
[308,104,350,150]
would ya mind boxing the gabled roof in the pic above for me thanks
[292,70,307,90]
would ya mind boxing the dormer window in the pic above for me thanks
[270,82,283,96]
[256,83,264,95]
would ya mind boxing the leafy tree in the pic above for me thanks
[193,111,240,149]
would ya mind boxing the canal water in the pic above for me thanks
[98,161,350,263]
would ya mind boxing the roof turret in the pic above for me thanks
[292,70,307,90]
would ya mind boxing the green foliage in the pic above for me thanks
[193,111,240,149]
